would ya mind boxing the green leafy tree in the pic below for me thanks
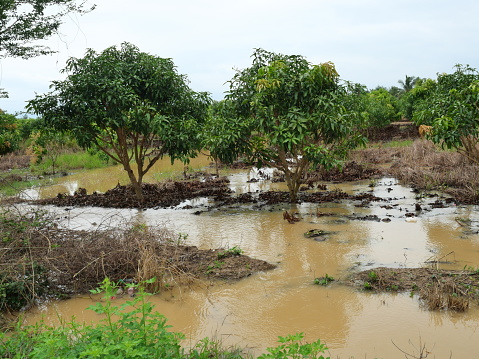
[0,109,20,155]
[365,87,401,128]
[0,0,94,59]
[28,42,211,201]
[226,49,367,202]
[399,77,435,120]
[413,64,479,164]
[0,0,95,97]
[201,100,253,175]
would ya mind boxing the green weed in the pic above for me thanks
[258,332,329,359]
[217,246,244,259]
[314,274,335,286]
[367,271,378,282]
[206,261,224,274]
[363,282,373,290]
[0,277,331,359]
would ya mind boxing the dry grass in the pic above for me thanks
[0,152,31,171]
[0,206,194,313]
[352,140,479,204]
[347,267,478,312]
[0,205,275,321]
[420,281,469,312]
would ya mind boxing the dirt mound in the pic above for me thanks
[346,267,479,311]
[29,174,388,210]
[1,213,276,310]
[34,177,232,209]
[366,122,418,142]
[315,161,385,182]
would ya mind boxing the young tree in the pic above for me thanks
[412,64,479,164]
[28,42,211,201]
[225,49,367,202]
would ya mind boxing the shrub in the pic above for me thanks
[0,278,184,358]
[258,333,329,359]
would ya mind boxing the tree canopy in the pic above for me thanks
[0,0,94,98]
[0,0,94,59]
[217,48,366,202]
[412,64,479,164]
[27,42,211,201]
[0,109,20,155]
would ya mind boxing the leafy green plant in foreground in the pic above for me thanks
[258,333,329,359]
[0,277,184,358]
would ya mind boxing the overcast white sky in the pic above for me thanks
[1,0,478,115]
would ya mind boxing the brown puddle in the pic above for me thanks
[18,164,479,357]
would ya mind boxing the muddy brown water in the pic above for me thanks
[18,160,479,358]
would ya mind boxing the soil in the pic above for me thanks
[34,177,233,209]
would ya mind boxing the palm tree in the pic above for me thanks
[398,75,419,93]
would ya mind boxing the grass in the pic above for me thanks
[0,150,111,197]
[0,175,44,197]
[34,150,111,173]
[368,139,414,148]
[351,139,479,204]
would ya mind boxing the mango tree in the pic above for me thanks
[28,42,210,202]
[366,88,401,127]
[412,65,479,164]
[225,49,367,202]
[201,100,253,175]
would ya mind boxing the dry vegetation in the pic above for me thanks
[351,139,479,204]
[347,267,479,312]
[0,206,275,320]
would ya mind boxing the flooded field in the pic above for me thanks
[18,162,479,358]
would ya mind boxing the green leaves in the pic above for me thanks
[412,64,479,163]
[258,333,330,359]
[0,0,95,60]
[28,42,210,200]
[221,49,367,201]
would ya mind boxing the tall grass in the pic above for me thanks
[34,151,110,174]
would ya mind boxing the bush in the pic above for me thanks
[0,278,184,358]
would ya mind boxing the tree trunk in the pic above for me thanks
[284,169,301,203]
[123,162,144,202]
[460,135,479,164]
